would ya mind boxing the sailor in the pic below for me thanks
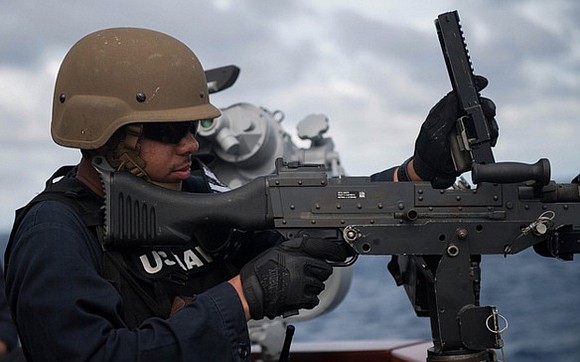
[4,27,497,362]
[4,28,352,361]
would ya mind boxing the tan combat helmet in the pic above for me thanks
[51,27,221,150]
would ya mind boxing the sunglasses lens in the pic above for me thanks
[142,121,199,144]
[190,120,199,136]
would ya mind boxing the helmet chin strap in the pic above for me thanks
[106,124,182,191]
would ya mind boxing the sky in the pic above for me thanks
[0,0,579,232]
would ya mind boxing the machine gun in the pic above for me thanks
[92,10,580,362]
[93,157,580,361]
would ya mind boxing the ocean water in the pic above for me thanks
[1,233,578,361]
[292,251,580,362]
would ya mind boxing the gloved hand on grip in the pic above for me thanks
[240,236,352,320]
[413,75,499,188]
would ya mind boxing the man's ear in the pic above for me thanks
[81,126,126,160]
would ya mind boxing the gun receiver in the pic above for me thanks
[436,10,495,172]
[96,157,580,359]
[98,157,578,257]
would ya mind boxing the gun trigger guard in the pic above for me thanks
[330,253,358,268]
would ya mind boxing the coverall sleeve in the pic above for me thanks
[370,166,397,182]
[4,201,251,362]
[0,268,18,352]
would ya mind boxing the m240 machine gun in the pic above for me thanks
[95,157,580,360]
[93,10,580,362]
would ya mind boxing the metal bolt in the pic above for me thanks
[136,92,147,103]
[456,228,468,240]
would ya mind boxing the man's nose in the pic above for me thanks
[177,131,199,154]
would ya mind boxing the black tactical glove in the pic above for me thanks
[413,75,499,188]
[240,236,352,320]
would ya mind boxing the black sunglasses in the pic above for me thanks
[141,121,200,144]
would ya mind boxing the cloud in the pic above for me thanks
[0,1,579,232]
